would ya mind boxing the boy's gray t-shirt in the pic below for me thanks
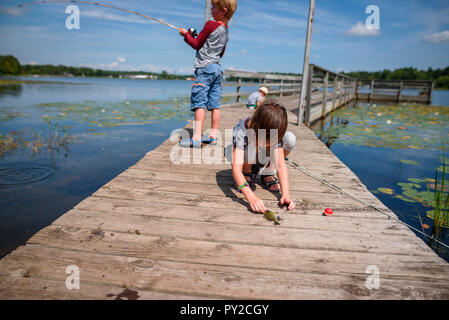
[184,20,229,69]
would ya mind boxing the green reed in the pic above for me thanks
[427,154,449,248]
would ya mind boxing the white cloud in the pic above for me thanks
[26,61,38,65]
[346,22,380,37]
[425,30,449,44]
[117,57,126,63]
[108,62,119,68]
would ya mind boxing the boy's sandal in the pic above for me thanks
[242,170,257,187]
[235,164,262,192]
[261,174,281,193]
[201,135,217,146]
[179,138,202,148]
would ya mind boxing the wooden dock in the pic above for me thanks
[223,65,434,126]
[1,96,449,299]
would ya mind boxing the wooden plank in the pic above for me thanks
[305,65,314,125]
[223,82,301,88]
[75,196,394,222]
[0,276,204,300]
[71,196,403,236]
[321,72,329,118]
[332,77,338,110]
[49,209,433,255]
[2,245,448,299]
[224,70,301,81]
[27,225,449,282]
[76,196,390,220]
[98,177,381,209]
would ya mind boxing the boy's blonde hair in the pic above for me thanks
[212,0,237,20]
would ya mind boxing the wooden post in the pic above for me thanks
[428,81,434,104]
[332,75,338,110]
[338,79,343,106]
[368,79,374,102]
[236,77,241,103]
[280,79,284,97]
[321,71,328,118]
[205,0,211,22]
[355,80,360,100]
[305,64,314,125]
[296,0,315,125]
[396,81,403,103]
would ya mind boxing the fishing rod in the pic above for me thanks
[3,0,185,32]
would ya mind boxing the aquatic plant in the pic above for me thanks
[37,98,191,128]
[37,115,72,156]
[430,156,449,231]
[312,103,449,150]
[0,133,18,157]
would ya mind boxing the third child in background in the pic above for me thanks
[246,86,268,109]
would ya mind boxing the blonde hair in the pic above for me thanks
[212,0,237,20]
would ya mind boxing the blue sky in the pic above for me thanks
[1,0,448,74]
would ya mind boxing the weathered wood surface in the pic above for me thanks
[1,97,449,300]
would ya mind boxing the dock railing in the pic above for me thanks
[222,66,433,125]
[222,70,302,105]
[223,65,358,125]
[356,79,434,104]
[305,64,358,125]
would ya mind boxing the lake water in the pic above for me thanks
[1,76,448,263]
[311,90,449,261]
[0,76,198,258]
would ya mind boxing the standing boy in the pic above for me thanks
[179,0,237,148]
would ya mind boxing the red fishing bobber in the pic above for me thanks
[324,208,333,216]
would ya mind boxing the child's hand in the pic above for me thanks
[280,195,295,211]
[248,196,266,214]
[179,28,187,36]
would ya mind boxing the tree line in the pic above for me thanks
[1,55,448,88]
[0,55,191,80]
[343,67,449,89]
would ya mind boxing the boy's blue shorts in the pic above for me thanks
[191,63,224,111]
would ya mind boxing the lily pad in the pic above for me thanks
[400,159,419,166]
[312,103,449,151]
[378,187,394,195]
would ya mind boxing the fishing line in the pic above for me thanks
[3,0,180,31]
[285,158,449,250]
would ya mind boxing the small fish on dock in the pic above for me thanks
[264,210,281,225]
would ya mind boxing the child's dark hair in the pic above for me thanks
[249,99,288,145]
